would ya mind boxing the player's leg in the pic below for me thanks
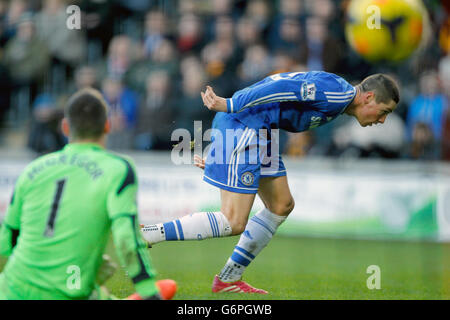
[215,175,294,288]
[213,135,293,293]
[142,115,258,245]
[141,190,255,244]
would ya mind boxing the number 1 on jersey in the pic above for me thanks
[44,179,67,237]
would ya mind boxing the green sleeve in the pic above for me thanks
[107,158,159,298]
[0,174,25,257]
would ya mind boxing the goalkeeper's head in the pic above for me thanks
[62,88,110,144]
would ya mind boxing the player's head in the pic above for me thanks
[62,88,110,142]
[353,74,400,127]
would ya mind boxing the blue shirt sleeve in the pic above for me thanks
[227,73,305,113]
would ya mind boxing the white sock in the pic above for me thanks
[141,212,232,244]
[218,208,286,282]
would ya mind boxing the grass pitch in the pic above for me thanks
[1,235,449,299]
[104,235,450,300]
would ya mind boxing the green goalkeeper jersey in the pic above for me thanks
[0,143,158,299]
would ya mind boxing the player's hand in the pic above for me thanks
[201,86,227,112]
[194,154,205,170]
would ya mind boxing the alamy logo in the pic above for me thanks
[66,265,81,290]
[366,5,381,30]
[66,5,81,30]
[366,265,381,290]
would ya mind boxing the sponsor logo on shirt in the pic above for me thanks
[301,82,316,101]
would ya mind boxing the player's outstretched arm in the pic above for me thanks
[201,85,227,112]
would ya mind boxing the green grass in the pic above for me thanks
[104,236,450,300]
[2,236,449,299]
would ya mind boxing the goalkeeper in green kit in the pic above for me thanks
[0,88,176,300]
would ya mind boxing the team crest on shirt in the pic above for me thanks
[241,172,255,186]
[301,82,316,101]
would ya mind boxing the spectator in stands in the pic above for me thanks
[135,70,175,150]
[245,0,272,37]
[201,37,237,97]
[406,122,440,160]
[269,17,304,61]
[439,55,450,161]
[304,16,345,73]
[237,44,272,88]
[236,15,263,49]
[114,0,153,37]
[268,0,303,58]
[271,50,302,74]
[35,0,86,68]
[96,35,140,82]
[406,70,448,156]
[0,49,11,127]
[174,57,212,136]
[0,0,28,46]
[27,93,65,155]
[234,15,264,65]
[0,0,9,47]
[176,13,204,54]
[203,0,236,43]
[125,39,178,94]
[35,0,87,94]
[3,12,50,103]
[79,0,115,61]
[214,15,235,43]
[308,0,335,21]
[74,65,99,91]
[59,65,99,108]
[143,10,171,58]
[285,132,313,158]
[279,0,303,19]
[101,76,138,150]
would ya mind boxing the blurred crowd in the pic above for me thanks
[0,0,448,162]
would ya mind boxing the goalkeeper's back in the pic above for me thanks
[0,89,158,300]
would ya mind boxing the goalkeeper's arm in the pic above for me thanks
[110,213,160,299]
[0,223,19,257]
[0,179,24,257]
[107,158,160,299]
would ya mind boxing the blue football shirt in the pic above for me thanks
[225,71,356,132]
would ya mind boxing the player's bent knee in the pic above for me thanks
[228,217,248,235]
[270,197,295,217]
[286,197,295,215]
[221,209,248,235]
[231,221,248,235]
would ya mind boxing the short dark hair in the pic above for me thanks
[65,88,108,139]
[360,74,400,105]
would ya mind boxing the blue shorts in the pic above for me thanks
[203,113,286,194]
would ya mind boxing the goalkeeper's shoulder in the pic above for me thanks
[99,150,138,185]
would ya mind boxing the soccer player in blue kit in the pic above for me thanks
[142,71,400,293]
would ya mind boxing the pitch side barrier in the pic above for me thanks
[0,149,449,242]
